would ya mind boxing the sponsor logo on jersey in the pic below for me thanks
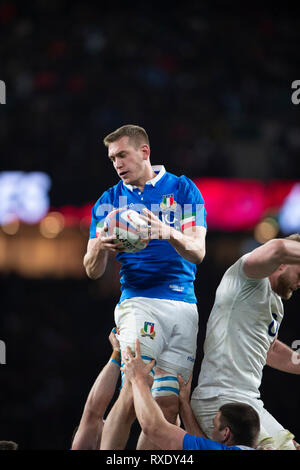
[187,356,195,363]
[140,321,156,340]
[268,313,279,337]
[169,284,184,292]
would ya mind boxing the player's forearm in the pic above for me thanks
[83,245,108,279]
[83,359,120,417]
[132,376,166,438]
[244,238,300,278]
[179,401,207,437]
[168,228,205,264]
[277,239,300,265]
[266,340,300,374]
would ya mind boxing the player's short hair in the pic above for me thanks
[0,440,18,450]
[218,403,260,448]
[285,233,300,243]
[103,125,150,150]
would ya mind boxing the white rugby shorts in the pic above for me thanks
[114,297,198,382]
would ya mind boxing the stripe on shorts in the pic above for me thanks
[151,375,179,396]
[151,386,179,395]
[141,355,155,376]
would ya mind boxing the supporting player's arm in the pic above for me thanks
[178,375,207,438]
[72,329,121,450]
[83,227,123,279]
[123,340,187,450]
[243,238,300,278]
[139,208,206,265]
[266,338,300,374]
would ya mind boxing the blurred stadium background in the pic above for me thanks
[0,0,300,449]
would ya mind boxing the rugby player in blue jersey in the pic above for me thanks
[122,340,260,451]
[83,125,207,449]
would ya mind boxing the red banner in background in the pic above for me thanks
[266,180,298,209]
[56,203,93,226]
[193,179,299,231]
[48,179,299,233]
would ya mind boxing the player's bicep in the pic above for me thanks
[243,239,283,279]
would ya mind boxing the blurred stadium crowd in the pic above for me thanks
[0,0,300,449]
[1,1,300,207]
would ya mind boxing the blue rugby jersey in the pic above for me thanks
[182,434,253,450]
[89,166,207,303]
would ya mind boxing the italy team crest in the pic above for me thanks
[160,194,177,211]
[140,321,156,340]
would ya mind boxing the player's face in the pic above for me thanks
[211,412,225,443]
[108,136,149,186]
[275,265,300,300]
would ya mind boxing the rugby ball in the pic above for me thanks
[104,208,149,253]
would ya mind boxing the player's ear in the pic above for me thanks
[277,264,286,272]
[223,426,231,443]
[140,144,150,160]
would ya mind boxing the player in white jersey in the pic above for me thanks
[191,233,300,450]
[122,340,260,451]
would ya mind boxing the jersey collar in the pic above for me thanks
[124,165,166,191]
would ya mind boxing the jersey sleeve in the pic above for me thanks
[239,253,262,284]
[182,434,241,450]
[178,176,207,231]
[89,190,115,239]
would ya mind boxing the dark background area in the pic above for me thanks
[0,0,300,449]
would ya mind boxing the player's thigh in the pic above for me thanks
[114,297,165,361]
[148,301,198,415]
[190,397,222,438]
[258,405,296,450]
[155,301,199,382]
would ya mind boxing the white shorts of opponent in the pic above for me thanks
[190,394,296,450]
[114,297,198,396]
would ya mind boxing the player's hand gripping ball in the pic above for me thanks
[104,208,149,253]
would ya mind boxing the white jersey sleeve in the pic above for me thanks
[193,254,284,400]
